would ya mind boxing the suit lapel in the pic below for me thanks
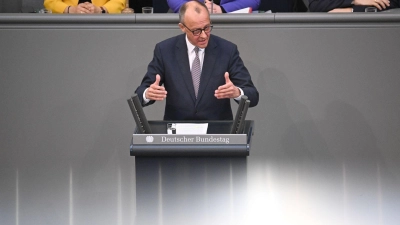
[175,35,196,104]
[196,35,218,104]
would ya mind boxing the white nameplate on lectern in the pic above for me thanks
[132,134,247,145]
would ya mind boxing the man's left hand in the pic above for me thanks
[215,72,240,99]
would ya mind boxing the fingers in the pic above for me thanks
[87,5,95,13]
[215,72,240,99]
[377,0,390,8]
[147,88,167,101]
[153,74,161,86]
[204,2,212,12]
[224,72,230,84]
[77,3,95,13]
[147,74,167,101]
[214,85,238,99]
[374,0,383,10]
[354,0,390,10]
[147,85,167,101]
[372,0,390,10]
[77,4,91,13]
[218,72,231,91]
[205,1,220,13]
[215,72,231,93]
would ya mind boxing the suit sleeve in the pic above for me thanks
[221,0,260,12]
[135,44,165,106]
[228,45,259,108]
[309,0,353,12]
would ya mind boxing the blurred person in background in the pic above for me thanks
[258,0,308,12]
[167,0,260,13]
[309,0,399,12]
[44,0,125,13]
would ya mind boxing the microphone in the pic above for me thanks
[230,95,249,134]
[127,94,152,134]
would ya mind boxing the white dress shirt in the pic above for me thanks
[186,36,205,71]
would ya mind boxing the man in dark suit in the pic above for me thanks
[135,0,258,121]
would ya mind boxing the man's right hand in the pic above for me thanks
[145,74,167,101]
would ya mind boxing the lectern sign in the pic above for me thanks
[133,134,247,145]
[127,94,254,156]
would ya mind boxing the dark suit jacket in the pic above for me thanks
[135,34,259,121]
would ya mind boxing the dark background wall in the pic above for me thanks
[21,0,43,12]
[0,0,42,13]
[0,0,22,12]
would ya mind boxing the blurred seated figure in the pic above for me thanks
[309,0,399,12]
[121,0,134,13]
[258,0,308,12]
[153,0,170,13]
[167,0,260,13]
[44,0,125,13]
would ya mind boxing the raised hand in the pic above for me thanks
[145,74,167,101]
[214,72,240,99]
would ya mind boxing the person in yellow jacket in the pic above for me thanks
[44,0,125,14]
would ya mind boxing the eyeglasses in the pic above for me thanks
[181,23,213,36]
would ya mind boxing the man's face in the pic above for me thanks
[179,8,211,49]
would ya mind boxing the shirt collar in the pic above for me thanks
[185,35,204,53]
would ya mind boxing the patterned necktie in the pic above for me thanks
[191,47,201,98]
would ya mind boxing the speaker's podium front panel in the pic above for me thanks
[130,120,254,157]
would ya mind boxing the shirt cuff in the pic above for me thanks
[234,87,244,101]
[143,88,150,104]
